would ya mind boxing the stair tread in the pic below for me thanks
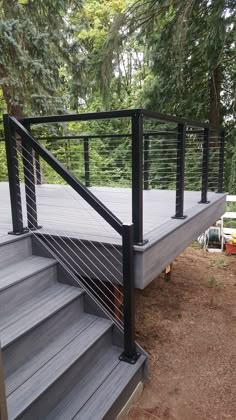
[7,317,113,420]
[6,312,97,396]
[45,345,122,420]
[0,232,31,248]
[75,354,146,420]
[0,255,56,292]
[0,284,83,349]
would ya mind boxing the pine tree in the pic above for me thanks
[0,0,82,116]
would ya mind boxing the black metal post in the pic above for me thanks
[83,137,90,187]
[144,134,150,190]
[218,129,225,193]
[35,151,42,185]
[3,114,26,235]
[21,136,40,230]
[26,123,42,185]
[172,123,187,219]
[199,128,210,203]
[132,112,145,244]
[119,223,140,364]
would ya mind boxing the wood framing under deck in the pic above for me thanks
[0,182,226,289]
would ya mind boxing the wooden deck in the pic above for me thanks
[0,182,226,288]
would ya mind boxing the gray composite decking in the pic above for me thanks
[0,234,146,419]
[0,182,226,288]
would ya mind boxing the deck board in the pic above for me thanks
[0,182,221,244]
[0,182,226,288]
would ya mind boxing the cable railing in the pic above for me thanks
[2,114,225,245]
[3,110,226,365]
[4,114,140,365]
[2,109,226,244]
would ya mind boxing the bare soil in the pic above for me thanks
[128,246,236,420]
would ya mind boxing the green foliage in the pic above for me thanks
[0,0,82,115]
[208,276,223,289]
[208,276,216,286]
[209,256,228,268]
[0,0,235,193]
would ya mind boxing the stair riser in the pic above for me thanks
[104,368,143,420]
[0,265,57,319]
[3,296,84,380]
[0,237,32,270]
[18,329,113,420]
[33,235,123,284]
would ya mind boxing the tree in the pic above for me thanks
[123,0,235,191]
[126,0,235,130]
[0,0,82,117]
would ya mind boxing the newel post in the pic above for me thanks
[172,123,187,219]
[4,114,27,235]
[119,223,140,364]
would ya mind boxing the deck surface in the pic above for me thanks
[0,182,224,245]
[0,182,226,288]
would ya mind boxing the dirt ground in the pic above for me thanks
[128,245,236,420]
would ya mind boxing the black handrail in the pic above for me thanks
[4,110,225,244]
[4,114,139,365]
[3,109,226,366]
[19,108,209,129]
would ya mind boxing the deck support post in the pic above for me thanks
[3,114,28,235]
[132,112,145,245]
[199,128,210,204]
[217,129,225,193]
[172,123,187,219]
[143,134,150,190]
[119,224,140,364]
[83,137,90,187]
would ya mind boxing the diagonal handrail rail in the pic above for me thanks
[9,116,123,236]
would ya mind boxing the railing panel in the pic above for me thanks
[7,120,138,363]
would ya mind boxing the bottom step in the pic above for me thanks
[76,355,145,420]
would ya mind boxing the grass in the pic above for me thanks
[209,256,228,268]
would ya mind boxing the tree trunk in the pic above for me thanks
[208,65,222,132]
[2,85,24,118]
[208,64,223,153]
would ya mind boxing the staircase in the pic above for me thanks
[0,234,146,420]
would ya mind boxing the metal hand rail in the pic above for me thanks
[8,116,123,236]
[3,110,226,245]
[4,113,139,364]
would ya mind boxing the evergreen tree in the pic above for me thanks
[0,0,82,116]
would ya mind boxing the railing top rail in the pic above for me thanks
[17,108,209,129]
[18,109,141,125]
[9,116,123,236]
[143,110,209,129]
